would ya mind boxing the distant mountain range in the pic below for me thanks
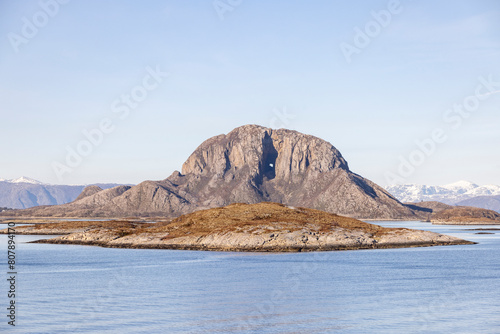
[385,181,500,212]
[456,195,500,213]
[0,177,131,209]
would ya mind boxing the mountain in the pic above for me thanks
[385,181,500,205]
[2,125,419,219]
[456,195,500,213]
[5,176,44,185]
[0,178,131,209]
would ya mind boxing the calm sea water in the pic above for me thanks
[1,221,499,333]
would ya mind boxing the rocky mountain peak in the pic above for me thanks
[181,124,349,182]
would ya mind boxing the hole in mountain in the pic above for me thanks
[261,133,278,180]
[263,157,276,179]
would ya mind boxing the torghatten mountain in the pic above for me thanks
[3,125,421,219]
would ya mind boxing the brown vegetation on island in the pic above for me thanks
[149,202,401,240]
[1,202,474,252]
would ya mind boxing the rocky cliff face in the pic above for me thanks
[4,125,418,219]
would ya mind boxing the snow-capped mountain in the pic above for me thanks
[4,176,45,185]
[385,181,500,205]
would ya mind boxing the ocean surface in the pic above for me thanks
[1,221,499,333]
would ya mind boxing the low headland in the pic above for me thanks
[407,201,500,225]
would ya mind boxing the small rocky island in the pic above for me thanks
[432,206,500,225]
[407,201,500,225]
[2,202,474,252]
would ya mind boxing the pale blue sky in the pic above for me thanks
[1,0,499,186]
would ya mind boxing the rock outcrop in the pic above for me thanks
[73,185,103,202]
[3,125,419,219]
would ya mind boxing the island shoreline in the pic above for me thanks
[30,237,475,252]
